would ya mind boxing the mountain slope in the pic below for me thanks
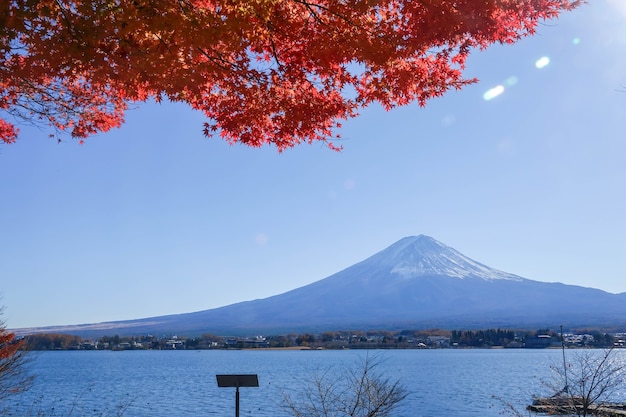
[17,235,626,336]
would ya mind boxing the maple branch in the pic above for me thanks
[54,0,84,44]
[195,47,236,73]
[154,33,174,55]
[263,21,284,68]
[54,0,74,27]
[176,0,193,14]
[291,0,364,31]
[1,0,583,149]
[297,1,327,26]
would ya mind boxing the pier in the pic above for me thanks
[528,400,626,416]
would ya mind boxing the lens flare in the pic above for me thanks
[504,76,518,87]
[535,57,550,69]
[483,85,505,101]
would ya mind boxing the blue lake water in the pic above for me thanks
[4,349,626,416]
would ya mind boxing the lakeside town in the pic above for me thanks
[22,328,626,351]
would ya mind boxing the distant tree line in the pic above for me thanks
[450,329,517,347]
[24,333,83,350]
[21,328,621,351]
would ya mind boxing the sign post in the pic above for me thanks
[216,374,259,417]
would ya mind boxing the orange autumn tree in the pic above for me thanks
[1,0,581,150]
[0,308,30,403]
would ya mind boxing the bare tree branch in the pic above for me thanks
[283,352,407,417]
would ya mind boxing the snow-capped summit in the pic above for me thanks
[366,235,524,281]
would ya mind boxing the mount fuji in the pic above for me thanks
[17,235,626,336]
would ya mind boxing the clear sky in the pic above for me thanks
[1,1,625,330]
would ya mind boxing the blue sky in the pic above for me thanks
[2,1,626,329]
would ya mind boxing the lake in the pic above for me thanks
[4,349,626,416]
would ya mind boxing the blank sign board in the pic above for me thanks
[216,374,259,388]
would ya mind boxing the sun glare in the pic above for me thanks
[607,0,626,19]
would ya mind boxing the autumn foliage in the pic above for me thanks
[1,0,581,150]
[0,312,30,402]
[0,328,23,364]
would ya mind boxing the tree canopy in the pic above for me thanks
[1,0,581,150]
